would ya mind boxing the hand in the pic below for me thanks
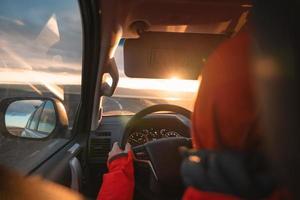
[108,142,131,161]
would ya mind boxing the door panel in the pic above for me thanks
[31,142,82,190]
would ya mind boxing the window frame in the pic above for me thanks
[28,102,45,131]
[37,100,57,134]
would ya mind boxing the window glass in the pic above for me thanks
[0,0,82,128]
[102,44,200,116]
[38,101,56,133]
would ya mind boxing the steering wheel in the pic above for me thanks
[121,104,192,196]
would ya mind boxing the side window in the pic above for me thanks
[0,0,83,130]
[28,104,44,130]
[38,101,56,133]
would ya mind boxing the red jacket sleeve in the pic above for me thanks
[97,151,134,200]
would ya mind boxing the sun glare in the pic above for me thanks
[170,76,179,80]
[118,76,200,93]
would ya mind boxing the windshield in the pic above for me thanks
[102,44,200,116]
[0,0,82,126]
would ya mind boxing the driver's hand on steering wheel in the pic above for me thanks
[108,142,132,163]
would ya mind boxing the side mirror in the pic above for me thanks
[0,97,69,139]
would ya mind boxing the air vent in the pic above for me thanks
[95,131,111,137]
[89,138,111,163]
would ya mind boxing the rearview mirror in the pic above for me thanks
[1,97,69,139]
[124,32,226,79]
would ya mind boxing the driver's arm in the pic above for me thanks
[97,143,135,200]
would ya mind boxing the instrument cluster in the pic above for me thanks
[128,128,182,146]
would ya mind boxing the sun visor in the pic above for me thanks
[124,32,226,80]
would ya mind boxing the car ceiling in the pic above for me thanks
[127,0,250,37]
[96,0,252,98]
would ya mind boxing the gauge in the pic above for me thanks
[141,129,150,140]
[164,131,181,138]
[160,129,167,135]
[148,128,161,140]
[128,132,147,146]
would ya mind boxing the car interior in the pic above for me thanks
[0,0,299,200]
